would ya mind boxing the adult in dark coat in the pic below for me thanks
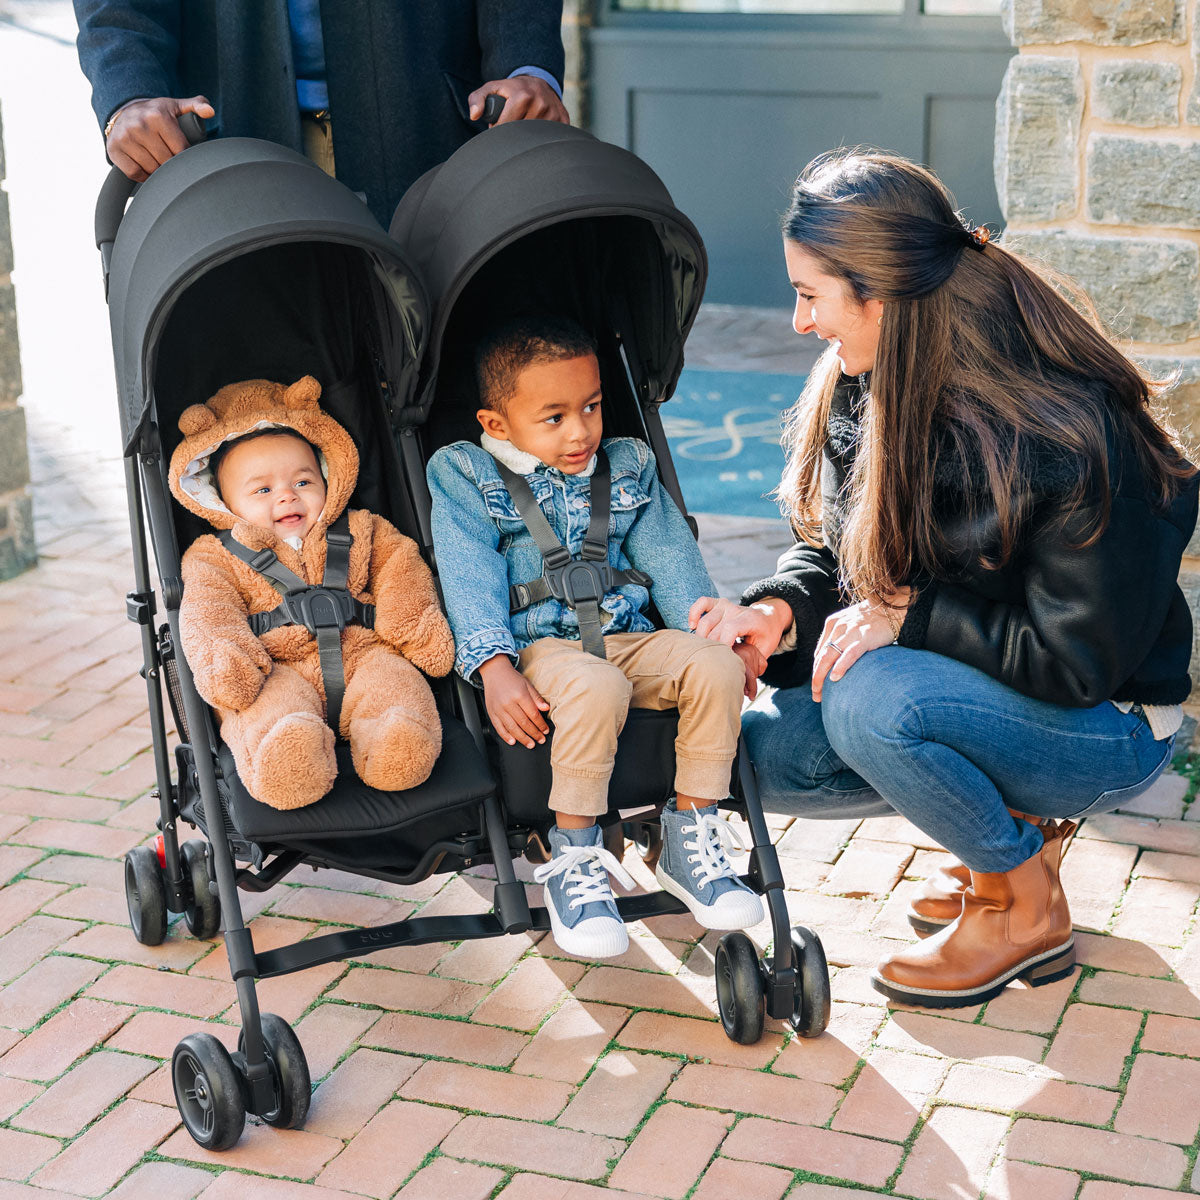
[73,0,567,225]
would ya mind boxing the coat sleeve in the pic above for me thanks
[741,539,845,688]
[179,539,273,713]
[897,492,1192,707]
[475,0,565,85]
[367,516,456,678]
[427,449,520,684]
[73,0,182,129]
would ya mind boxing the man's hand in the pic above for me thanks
[478,655,550,748]
[106,96,215,182]
[469,76,569,125]
[731,640,766,701]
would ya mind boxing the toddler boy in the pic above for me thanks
[427,317,763,957]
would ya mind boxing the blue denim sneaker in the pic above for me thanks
[655,801,765,929]
[533,824,636,958]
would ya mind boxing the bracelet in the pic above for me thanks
[103,106,126,140]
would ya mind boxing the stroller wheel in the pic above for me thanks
[239,1013,311,1129]
[602,820,626,862]
[181,839,221,940]
[627,820,663,871]
[714,931,765,1045]
[172,1033,246,1151]
[788,924,831,1039]
[124,845,168,946]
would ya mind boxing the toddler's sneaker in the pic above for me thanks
[655,800,765,929]
[534,824,636,958]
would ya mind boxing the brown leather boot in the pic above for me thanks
[872,819,1077,1008]
[907,861,971,936]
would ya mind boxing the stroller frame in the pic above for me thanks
[101,123,830,1152]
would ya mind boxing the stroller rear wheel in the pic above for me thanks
[181,839,221,940]
[124,845,168,946]
[714,930,765,1044]
[239,1013,311,1129]
[172,1033,246,1150]
[626,819,663,870]
[789,924,831,1038]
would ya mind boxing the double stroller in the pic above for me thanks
[97,116,831,1151]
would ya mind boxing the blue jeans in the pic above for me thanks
[741,647,1174,873]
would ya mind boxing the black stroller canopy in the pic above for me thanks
[389,121,707,421]
[107,138,427,455]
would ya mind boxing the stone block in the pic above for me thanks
[0,406,29,490]
[1003,0,1186,46]
[0,280,21,404]
[1003,230,1200,343]
[1190,3,1200,125]
[1088,135,1200,229]
[995,56,1082,222]
[0,189,12,278]
[0,101,5,184]
[1136,357,1200,465]
[0,493,36,581]
[1092,60,1181,127]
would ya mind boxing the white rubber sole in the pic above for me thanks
[545,897,629,959]
[655,862,765,930]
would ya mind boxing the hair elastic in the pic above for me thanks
[965,224,991,251]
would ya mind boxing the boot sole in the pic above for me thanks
[870,938,1076,1008]
[907,911,955,937]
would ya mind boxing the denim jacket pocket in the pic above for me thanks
[481,477,552,534]
[1074,734,1174,818]
[609,473,651,537]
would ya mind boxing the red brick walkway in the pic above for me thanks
[2,524,1199,1198]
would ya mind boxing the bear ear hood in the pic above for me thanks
[167,376,359,534]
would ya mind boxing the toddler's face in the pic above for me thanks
[478,354,603,474]
[217,433,327,540]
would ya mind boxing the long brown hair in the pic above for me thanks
[778,149,1194,603]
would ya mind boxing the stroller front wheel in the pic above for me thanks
[788,924,831,1038]
[181,839,221,940]
[239,1013,311,1129]
[172,1033,246,1151]
[124,845,168,946]
[714,930,765,1044]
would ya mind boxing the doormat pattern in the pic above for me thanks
[662,367,806,519]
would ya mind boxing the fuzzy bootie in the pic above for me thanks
[245,711,337,810]
[350,706,442,792]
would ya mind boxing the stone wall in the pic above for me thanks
[561,0,595,129]
[0,102,34,581]
[996,0,1200,677]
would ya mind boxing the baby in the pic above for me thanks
[427,316,764,958]
[169,375,455,810]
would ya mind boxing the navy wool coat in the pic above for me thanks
[74,0,566,225]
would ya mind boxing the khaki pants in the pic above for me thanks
[517,630,745,817]
[301,114,335,177]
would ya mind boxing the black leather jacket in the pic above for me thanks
[744,375,1199,708]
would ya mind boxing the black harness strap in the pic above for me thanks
[491,449,651,660]
[218,512,372,736]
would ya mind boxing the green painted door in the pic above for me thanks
[589,0,1015,306]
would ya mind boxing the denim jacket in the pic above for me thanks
[427,436,716,683]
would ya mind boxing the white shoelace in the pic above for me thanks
[683,812,750,888]
[533,844,637,912]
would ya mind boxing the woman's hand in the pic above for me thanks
[811,588,910,703]
[689,595,794,660]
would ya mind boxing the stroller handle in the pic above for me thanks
[482,93,505,125]
[96,111,207,293]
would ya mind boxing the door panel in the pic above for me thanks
[590,30,1014,305]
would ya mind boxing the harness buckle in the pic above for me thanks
[280,586,352,632]
[545,558,610,607]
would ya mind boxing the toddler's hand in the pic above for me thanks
[479,656,550,748]
[732,640,765,701]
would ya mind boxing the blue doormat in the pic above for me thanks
[662,368,806,519]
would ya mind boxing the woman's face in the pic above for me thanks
[784,240,884,376]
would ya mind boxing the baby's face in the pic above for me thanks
[217,433,326,541]
[479,354,603,474]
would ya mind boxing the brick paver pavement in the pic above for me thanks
[5,5,1200,1195]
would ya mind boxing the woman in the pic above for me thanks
[692,150,1198,1009]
